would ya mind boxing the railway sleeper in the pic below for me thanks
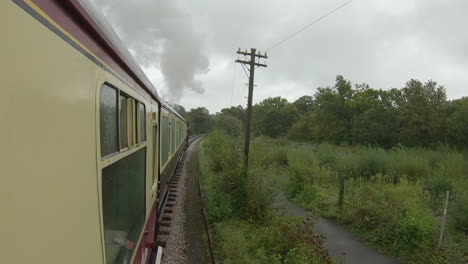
[159,231,170,236]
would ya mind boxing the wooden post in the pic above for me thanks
[438,190,450,250]
[243,48,256,170]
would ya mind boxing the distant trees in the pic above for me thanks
[213,113,243,137]
[397,80,447,146]
[186,107,212,134]
[285,76,462,149]
[447,97,468,148]
[293,95,314,114]
[172,104,187,118]
[183,75,467,149]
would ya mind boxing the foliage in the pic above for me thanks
[293,95,314,114]
[220,105,245,125]
[198,134,331,264]
[453,193,468,234]
[172,104,187,118]
[245,138,468,264]
[447,97,468,149]
[186,107,212,134]
[397,80,447,147]
[213,113,243,137]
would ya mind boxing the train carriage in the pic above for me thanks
[0,1,187,263]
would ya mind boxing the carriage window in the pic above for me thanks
[152,125,158,184]
[161,116,169,165]
[171,120,175,153]
[177,121,180,146]
[102,148,146,264]
[100,85,119,157]
[119,94,128,149]
[139,103,146,142]
[179,123,182,146]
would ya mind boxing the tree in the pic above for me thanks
[312,76,354,144]
[348,87,399,148]
[186,107,212,134]
[352,108,398,148]
[220,105,245,125]
[252,97,290,136]
[447,97,468,149]
[172,104,187,118]
[293,95,314,114]
[397,80,447,146]
[288,112,315,142]
[260,105,299,138]
[214,114,243,137]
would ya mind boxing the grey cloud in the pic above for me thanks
[91,0,467,113]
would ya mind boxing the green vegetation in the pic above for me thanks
[196,132,332,264]
[251,139,468,264]
[183,76,468,150]
[185,75,468,263]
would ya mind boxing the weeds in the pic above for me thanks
[248,137,467,264]
[198,133,331,264]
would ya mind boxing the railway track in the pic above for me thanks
[151,135,205,264]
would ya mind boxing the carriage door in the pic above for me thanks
[151,113,159,199]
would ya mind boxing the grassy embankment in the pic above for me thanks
[195,131,333,264]
[251,138,467,264]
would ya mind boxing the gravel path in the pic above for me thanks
[160,137,208,264]
[274,192,401,264]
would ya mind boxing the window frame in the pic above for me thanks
[98,82,152,264]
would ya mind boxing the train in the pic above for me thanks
[0,1,188,263]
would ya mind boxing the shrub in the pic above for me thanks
[354,147,391,179]
[424,171,453,204]
[390,151,430,182]
[205,130,237,173]
[206,190,234,223]
[262,149,289,167]
[294,184,328,214]
[453,193,468,234]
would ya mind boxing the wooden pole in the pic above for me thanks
[235,48,268,172]
[243,48,256,170]
[438,190,450,250]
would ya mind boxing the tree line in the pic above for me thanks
[176,75,468,149]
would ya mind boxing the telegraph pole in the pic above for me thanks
[235,48,268,171]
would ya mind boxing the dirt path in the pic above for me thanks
[161,138,210,264]
[274,192,400,264]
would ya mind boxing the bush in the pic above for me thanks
[354,147,391,179]
[453,193,468,234]
[390,150,430,181]
[424,171,453,203]
[262,149,289,167]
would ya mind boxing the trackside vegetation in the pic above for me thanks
[185,75,467,263]
[196,132,332,264]
[254,139,468,264]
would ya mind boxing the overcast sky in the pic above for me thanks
[90,0,468,113]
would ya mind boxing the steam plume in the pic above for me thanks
[89,0,209,103]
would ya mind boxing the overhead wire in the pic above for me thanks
[266,0,353,52]
[240,63,250,79]
[230,62,237,106]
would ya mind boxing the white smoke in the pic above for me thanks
[89,0,209,103]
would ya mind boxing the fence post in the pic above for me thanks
[438,190,450,250]
[338,177,345,209]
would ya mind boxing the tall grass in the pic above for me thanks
[250,138,468,264]
[197,132,332,264]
